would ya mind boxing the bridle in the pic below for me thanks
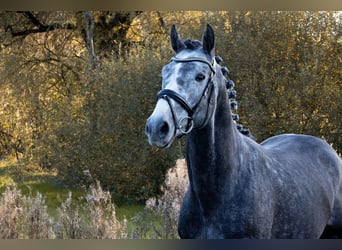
[157,56,216,135]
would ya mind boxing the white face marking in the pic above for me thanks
[162,63,181,91]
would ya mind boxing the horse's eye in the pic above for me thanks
[195,74,205,82]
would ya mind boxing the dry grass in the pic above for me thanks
[0,181,126,239]
[131,159,188,239]
[146,159,188,220]
[0,159,188,239]
[0,186,53,239]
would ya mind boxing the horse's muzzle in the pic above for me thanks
[145,102,176,148]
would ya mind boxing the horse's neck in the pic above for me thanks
[187,92,241,166]
[186,81,246,207]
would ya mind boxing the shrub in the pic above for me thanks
[27,46,182,202]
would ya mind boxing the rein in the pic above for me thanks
[157,56,216,135]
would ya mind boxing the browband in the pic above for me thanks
[170,57,216,74]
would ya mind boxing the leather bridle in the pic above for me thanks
[157,56,216,135]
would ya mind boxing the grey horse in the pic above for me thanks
[145,24,342,239]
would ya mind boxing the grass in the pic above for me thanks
[116,204,144,220]
[0,156,182,239]
[0,157,79,214]
[0,156,155,239]
[0,156,144,221]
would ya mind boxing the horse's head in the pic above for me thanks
[145,24,217,148]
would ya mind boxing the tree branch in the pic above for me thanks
[20,11,47,29]
[7,11,76,37]
[83,11,97,68]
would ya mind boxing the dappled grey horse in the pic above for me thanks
[145,24,342,239]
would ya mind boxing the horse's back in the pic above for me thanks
[262,133,335,154]
[261,133,342,238]
[261,133,342,190]
[261,133,341,172]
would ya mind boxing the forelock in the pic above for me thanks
[183,39,202,50]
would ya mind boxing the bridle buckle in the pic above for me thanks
[178,116,194,134]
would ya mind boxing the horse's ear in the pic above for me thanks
[170,25,185,53]
[202,24,215,57]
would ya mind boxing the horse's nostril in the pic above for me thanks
[160,122,169,136]
[145,123,150,135]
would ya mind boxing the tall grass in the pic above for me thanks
[0,159,188,239]
[0,181,126,239]
[130,159,188,239]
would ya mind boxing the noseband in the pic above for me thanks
[157,56,216,135]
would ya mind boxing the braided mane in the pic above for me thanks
[183,39,202,50]
[215,55,255,140]
[179,38,255,139]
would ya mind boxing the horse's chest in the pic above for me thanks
[179,186,274,239]
[186,208,271,239]
[215,204,271,238]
